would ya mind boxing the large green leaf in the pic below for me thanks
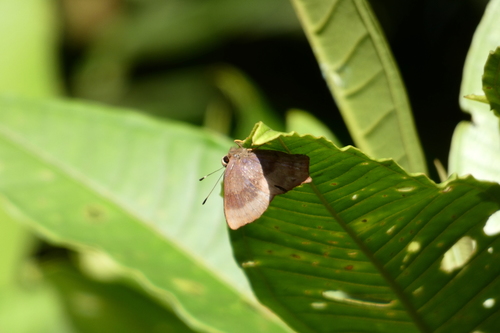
[289,0,426,174]
[450,0,500,236]
[0,96,290,333]
[231,122,500,333]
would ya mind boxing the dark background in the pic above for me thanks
[61,0,489,180]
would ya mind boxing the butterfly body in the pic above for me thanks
[222,147,311,230]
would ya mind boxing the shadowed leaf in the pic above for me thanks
[289,0,426,174]
[482,46,500,117]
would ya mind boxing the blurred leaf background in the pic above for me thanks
[0,0,493,332]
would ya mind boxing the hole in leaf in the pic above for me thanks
[311,302,327,310]
[441,236,476,273]
[408,241,421,253]
[322,290,394,307]
[484,211,500,236]
[386,226,396,235]
[397,186,415,192]
[483,298,495,309]
[441,186,453,193]
[241,261,258,268]
[412,286,424,296]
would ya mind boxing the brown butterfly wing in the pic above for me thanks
[223,148,272,230]
[254,150,311,197]
[223,147,311,230]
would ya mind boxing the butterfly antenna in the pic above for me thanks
[199,166,224,181]
[201,170,225,205]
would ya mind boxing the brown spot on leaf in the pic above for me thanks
[84,204,107,223]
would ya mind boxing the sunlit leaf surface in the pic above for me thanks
[0,97,291,333]
[231,123,500,333]
[450,0,500,237]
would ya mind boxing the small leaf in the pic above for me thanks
[231,122,500,333]
[463,94,489,104]
[286,109,342,146]
[212,65,284,139]
[482,46,500,117]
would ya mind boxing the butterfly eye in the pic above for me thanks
[221,155,230,167]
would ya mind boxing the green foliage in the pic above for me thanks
[482,47,500,116]
[231,122,500,333]
[286,109,341,146]
[0,0,59,97]
[289,0,426,174]
[450,0,500,198]
[1,0,500,332]
[73,0,299,103]
[0,1,68,332]
[0,280,74,333]
[0,96,288,333]
[43,262,195,333]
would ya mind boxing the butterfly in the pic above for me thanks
[222,144,312,229]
